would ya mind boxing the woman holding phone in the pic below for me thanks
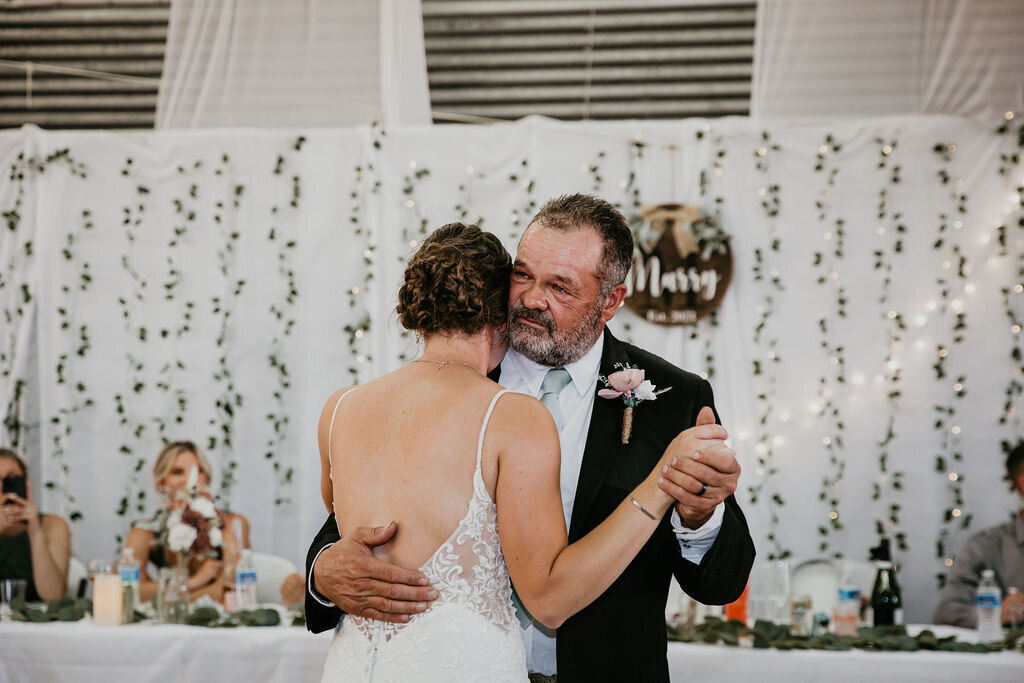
[0,447,71,601]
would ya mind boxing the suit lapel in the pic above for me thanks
[568,328,632,542]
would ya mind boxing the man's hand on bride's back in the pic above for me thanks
[313,521,439,623]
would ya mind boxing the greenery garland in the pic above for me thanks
[871,138,908,552]
[931,141,971,586]
[264,135,306,505]
[343,135,380,384]
[747,130,787,560]
[811,133,847,558]
[113,159,154,540]
[209,152,246,500]
[995,117,1024,450]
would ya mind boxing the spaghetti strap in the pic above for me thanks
[476,389,510,469]
[327,387,358,483]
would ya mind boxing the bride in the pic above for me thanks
[319,223,677,681]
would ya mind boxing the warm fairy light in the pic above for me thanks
[770,268,779,277]
[1007,111,1015,120]
[829,511,838,520]
[633,132,644,142]
[953,383,963,392]
[824,232,833,240]
[755,442,769,456]
[767,351,776,360]
[755,467,765,476]
[944,558,954,567]
[942,261,951,269]
[758,187,767,196]
[950,299,964,313]
[926,300,937,311]
[714,168,723,177]
[831,481,839,489]
[953,220,963,229]
[951,508,962,517]
[356,355,366,363]
[757,148,767,157]
[947,144,957,153]
[510,213,519,224]
[351,286,360,295]
[818,145,828,154]
[882,145,892,155]
[1015,284,1024,293]
[955,179,963,188]
[964,283,976,294]
[876,226,885,235]
[830,356,839,365]
[822,436,832,446]
[951,425,961,435]
[886,359,900,371]
[702,123,711,132]
[1013,325,1022,334]
[887,310,898,319]
[830,271,839,280]
[948,472,959,481]
[580,163,589,172]
[408,161,417,169]
[755,305,765,314]
[409,240,418,248]
[354,330,363,339]
[938,348,948,358]
[405,199,415,208]
[618,179,627,188]
[363,250,373,259]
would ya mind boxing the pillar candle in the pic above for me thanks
[93,574,122,626]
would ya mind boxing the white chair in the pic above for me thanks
[66,556,87,598]
[790,558,839,617]
[251,552,298,605]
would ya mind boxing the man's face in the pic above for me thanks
[508,223,623,367]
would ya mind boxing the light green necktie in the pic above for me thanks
[539,367,572,430]
[512,367,572,631]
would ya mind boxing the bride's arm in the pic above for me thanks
[491,394,674,629]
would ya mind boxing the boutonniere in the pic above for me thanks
[598,363,672,444]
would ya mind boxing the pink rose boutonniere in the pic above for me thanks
[598,363,671,444]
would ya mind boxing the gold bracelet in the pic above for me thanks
[630,496,657,520]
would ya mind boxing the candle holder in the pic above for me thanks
[92,574,122,626]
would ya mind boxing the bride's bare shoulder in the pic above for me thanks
[489,391,556,442]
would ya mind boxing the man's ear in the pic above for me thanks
[600,284,628,324]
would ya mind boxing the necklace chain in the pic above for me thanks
[412,358,483,375]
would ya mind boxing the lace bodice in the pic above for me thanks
[327,388,520,644]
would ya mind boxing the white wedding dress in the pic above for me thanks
[321,389,529,683]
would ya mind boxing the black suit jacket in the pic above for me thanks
[306,329,755,682]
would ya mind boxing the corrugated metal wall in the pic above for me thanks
[0,0,755,129]
[0,1,167,129]
[424,0,755,121]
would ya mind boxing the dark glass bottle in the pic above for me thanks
[870,538,903,626]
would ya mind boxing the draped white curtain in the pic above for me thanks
[752,0,1024,119]
[1,115,1021,622]
[155,0,431,128]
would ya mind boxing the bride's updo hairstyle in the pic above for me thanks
[397,222,512,335]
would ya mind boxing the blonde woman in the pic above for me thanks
[125,441,247,603]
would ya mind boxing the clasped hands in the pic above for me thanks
[656,405,739,530]
[312,406,739,622]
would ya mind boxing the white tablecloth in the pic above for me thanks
[0,620,334,683]
[2,621,1021,683]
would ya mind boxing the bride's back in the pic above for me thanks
[328,366,501,571]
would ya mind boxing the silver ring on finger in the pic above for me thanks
[697,482,707,497]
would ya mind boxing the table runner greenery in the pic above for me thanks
[667,617,1024,654]
[4,596,304,628]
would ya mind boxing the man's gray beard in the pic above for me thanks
[508,299,605,367]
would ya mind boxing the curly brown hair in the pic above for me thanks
[397,223,512,335]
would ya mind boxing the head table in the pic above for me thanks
[1,621,1020,683]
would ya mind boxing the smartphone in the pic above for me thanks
[2,474,26,502]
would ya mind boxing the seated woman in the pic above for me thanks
[0,447,71,602]
[125,441,246,604]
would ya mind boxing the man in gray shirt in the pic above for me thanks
[933,443,1024,628]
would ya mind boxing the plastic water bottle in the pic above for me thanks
[234,549,258,611]
[976,569,1004,642]
[833,565,861,636]
[118,547,140,623]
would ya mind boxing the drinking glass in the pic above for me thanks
[766,560,791,624]
[0,578,27,621]
[156,566,189,624]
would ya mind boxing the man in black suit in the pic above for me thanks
[306,194,754,682]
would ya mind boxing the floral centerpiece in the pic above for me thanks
[157,466,224,564]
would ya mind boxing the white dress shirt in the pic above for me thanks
[498,335,723,675]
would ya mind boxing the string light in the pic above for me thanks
[951,425,961,435]
[767,351,776,360]
[755,467,765,476]
[964,283,976,294]
[829,511,838,520]
[757,148,767,157]
[350,286,360,295]
[926,300,937,311]
[944,558,954,567]
[408,161,417,169]
[1012,325,1021,334]
[829,271,839,279]
[818,145,828,154]
[824,231,833,240]
[822,436,832,446]
[950,299,963,313]
[938,348,948,358]
[876,226,885,235]
[953,382,963,392]
[951,508,962,517]
[755,442,769,456]
[405,199,414,208]
[882,145,892,155]
[1006,111,1015,120]
[953,220,963,229]
[914,315,927,326]
[354,330,363,339]
[948,472,959,481]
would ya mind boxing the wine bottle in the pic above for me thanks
[869,538,903,626]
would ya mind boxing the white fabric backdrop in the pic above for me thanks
[156,0,431,128]
[0,115,1022,622]
[752,0,1024,119]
